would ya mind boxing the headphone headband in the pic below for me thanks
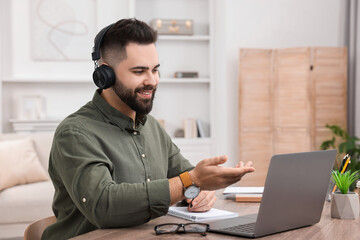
[91,23,115,61]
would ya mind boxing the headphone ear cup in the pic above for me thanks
[93,65,116,89]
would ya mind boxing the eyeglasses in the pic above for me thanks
[154,223,210,236]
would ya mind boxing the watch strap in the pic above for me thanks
[179,171,193,188]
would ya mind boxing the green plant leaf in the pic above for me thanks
[327,125,344,138]
[338,142,347,154]
[321,124,360,184]
[320,139,335,150]
[346,141,355,152]
[332,170,360,194]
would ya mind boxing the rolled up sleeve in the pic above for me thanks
[146,179,170,219]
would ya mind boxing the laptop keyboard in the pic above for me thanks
[221,222,256,234]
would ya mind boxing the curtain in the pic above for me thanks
[347,0,357,136]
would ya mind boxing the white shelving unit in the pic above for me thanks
[0,0,215,164]
[160,78,210,83]
[133,0,215,163]
[158,35,210,41]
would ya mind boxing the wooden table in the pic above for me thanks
[71,193,359,240]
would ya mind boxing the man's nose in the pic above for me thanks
[144,71,158,86]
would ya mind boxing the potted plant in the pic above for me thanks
[321,124,360,190]
[320,124,360,169]
[330,169,360,219]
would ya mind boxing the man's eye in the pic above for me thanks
[133,71,143,74]
[152,69,159,73]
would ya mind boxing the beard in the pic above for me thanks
[112,79,157,115]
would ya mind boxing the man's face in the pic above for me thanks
[112,43,160,115]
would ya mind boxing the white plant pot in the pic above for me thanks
[331,192,359,220]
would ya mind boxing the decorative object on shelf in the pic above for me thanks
[174,129,185,138]
[183,118,198,139]
[150,19,193,35]
[9,119,62,133]
[174,71,198,78]
[330,169,360,220]
[19,95,47,120]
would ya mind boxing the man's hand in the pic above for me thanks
[185,190,216,212]
[189,155,254,190]
[169,155,254,205]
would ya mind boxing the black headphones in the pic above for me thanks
[91,23,116,89]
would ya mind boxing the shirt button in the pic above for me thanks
[133,131,137,135]
[82,198,87,203]
[147,178,151,182]
[141,154,146,158]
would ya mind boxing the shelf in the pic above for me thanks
[2,78,211,84]
[2,78,92,84]
[9,118,62,123]
[173,137,212,145]
[160,78,210,83]
[9,118,62,133]
[158,35,210,41]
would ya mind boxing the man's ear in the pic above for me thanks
[99,60,108,66]
[100,62,113,69]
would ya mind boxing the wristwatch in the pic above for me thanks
[179,171,200,199]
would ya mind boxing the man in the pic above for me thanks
[42,18,254,239]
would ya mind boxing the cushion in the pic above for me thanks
[0,138,49,191]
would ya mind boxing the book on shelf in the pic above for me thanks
[168,206,238,222]
[196,119,210,138]
[196,119,204,138]
[183,118,198,138]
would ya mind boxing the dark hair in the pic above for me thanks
[100,18,158,63]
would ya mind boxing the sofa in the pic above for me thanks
[0,133,55,239]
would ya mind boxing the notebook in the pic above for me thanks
[223,187,264,195]
[223,187,264,202]
[208,150,336,238]
[168,206,238,222]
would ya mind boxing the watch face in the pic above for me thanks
[184,185,200,199]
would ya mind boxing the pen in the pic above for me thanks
[331,154,350,193]
[339,154,351,173]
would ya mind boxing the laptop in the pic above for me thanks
[208,149,337,238]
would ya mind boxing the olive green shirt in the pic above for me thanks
[42,90,194,240]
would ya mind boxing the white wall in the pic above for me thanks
[1,0,356,165]
[214,0,348,165]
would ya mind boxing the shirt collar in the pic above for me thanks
[92,90,147,131]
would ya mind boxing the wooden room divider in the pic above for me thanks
[238,47,347,186]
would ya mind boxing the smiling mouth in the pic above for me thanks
[137,90,153,99]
